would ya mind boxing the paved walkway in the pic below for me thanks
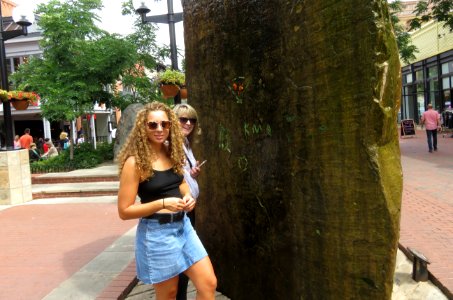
[398,129,453,298]
[0,129,451,299]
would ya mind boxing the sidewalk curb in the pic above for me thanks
[398,244,453,300]
[96,261,138,300]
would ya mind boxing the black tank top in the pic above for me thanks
[137,168,183,203]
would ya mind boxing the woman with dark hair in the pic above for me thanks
[117,101,216,299]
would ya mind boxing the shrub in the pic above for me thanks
[31,142,114,173]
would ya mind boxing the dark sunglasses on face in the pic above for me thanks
[179,117,197,124]
[147,121,171,130]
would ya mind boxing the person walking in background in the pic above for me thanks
[41,140,59,159]
[173,104,204,300]
[421,103,441,153]
[13,135,21,149]
[117,101,216,299]
[19,128,33,149]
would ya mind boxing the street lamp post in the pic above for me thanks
[0,1,33,150]
[135,0,183,104]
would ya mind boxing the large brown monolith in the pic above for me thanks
[182,1,402,298]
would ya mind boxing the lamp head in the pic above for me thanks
[12,5,35,28]
[133,0,151,16]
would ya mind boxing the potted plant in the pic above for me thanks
[180,84,188,99]
[0,89,40,110]
[158,69,185,99]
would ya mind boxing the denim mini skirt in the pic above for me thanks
[135,214,208,284]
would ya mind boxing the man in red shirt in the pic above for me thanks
[420,104,441,153]
[19,128,33,150]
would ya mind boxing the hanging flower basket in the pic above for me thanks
[11,99,30,110]
[157,69,185,99]
[0,89,40,110]
[180,86,188,99]
[160,84,180,99]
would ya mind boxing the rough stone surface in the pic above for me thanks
[183,0,402,299]
[113,103,144,160]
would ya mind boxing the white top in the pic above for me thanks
[183,139,200,199]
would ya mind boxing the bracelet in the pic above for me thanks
[162,198,165,209]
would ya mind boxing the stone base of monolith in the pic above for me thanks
[113,103,143,160]
[0,149,32,205]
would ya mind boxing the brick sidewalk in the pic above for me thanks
[0,203,136,300]
[398,130,453,298]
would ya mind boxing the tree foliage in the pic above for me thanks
[388,0,418,65]
[12,0,139,121]
[410,0,453,31]
[109,0,170,110]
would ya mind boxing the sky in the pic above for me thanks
[13,0,185,64]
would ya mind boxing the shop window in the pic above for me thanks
[429,78,438,91]
[428,66,437,78]
[417,93,425,122]
[415,69,423,81]
[442,62,449,74]
[403,94,414,120]
[443,77,450,89]
[444,90,451,108]
[404,73,413,84]
[403,86,410,96]
[441,61,453,75]
[416,82,424,92]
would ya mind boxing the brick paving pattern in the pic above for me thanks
[399,130,453,298]
[0,203,135,300]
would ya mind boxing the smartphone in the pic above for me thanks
[198,160,207,168]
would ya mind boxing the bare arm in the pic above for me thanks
[179,179,196,212]
[118,156,166,220]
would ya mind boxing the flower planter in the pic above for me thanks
[180,87,188,99]
[11,99,29,110]
[0,90,39,109]
[160,84,180,99]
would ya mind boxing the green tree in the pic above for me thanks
[12,0,138,121]
[389,0,418,64]
[410,0,453,31]
[109,0,170,110]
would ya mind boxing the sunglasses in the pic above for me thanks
[146,121,172,130]
[179,117,197,124]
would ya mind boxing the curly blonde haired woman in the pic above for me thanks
[117,101,216,299]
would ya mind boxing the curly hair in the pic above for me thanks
[117,101,185,182]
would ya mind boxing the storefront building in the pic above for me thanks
[0,9,117,148]
[401,21,453,125]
